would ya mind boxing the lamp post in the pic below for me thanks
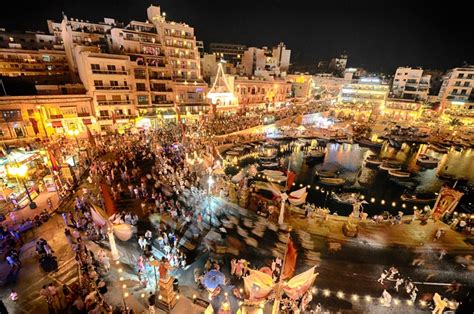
[8,164,36,209]
[207,175,214,228]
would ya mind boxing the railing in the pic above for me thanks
[149,76,172,80]
[77,112,91,117]
[97,100,132,105]
[151,88,173,92]
[165,32,194,40]
[151,100,174,105]
[92,69,128,75]
[95,85,131,90]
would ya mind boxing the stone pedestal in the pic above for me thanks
[156,276,176,312]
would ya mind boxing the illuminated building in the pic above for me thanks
[0,94,95,141]
[209,42,246,65]
[338,77,389,107]
[438,65,474,111]
[286,74,315,100]
[392,67,430,101]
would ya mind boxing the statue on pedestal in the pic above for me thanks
[159,257,171,281]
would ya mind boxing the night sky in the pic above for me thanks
[1,0,472,73]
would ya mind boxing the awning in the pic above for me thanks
[82,118,92,125]
[51,121,63,128]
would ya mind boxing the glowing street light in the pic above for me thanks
[8,164,37,209]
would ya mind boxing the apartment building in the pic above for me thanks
[392,67,430,101]
[338,77,389,108]
[0,94,94,140]
[0,48,69,77]
[382,98,422,122]
[209,42,247,64]
[75,49,136,131]
[438,65,474,110]
[0,28,62,50]
[272,42,291,73]
[241,44,291,78]
[286,74,315,99]
[234,77,291,110]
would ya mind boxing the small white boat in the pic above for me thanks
[364,155,383,166]
[416,154,439,167]
[379,162,401,171]
[226,151,240,156]
[262,170,285,177]
[388,170,411,178]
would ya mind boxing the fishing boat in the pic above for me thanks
[226,150,240,156]
[304,150,326,162]
[260,162,279,169]
[400,193,437,203]
[336,138,353,144]
[319,177,345,186]
[428,143,449,154]
[388,138,402,149]
[331,192,359,204]
[315,169,338,178]
[388,170,411,178]
[364,155,383,166]
[355,137,383,149]
[379,162,401,171]
[416,154,439,167]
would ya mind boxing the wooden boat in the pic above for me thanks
[388,139,401,149]
[379,162,401,171]
[319,177,345,186]
[416,154,439,167]
[388,170,411,178]
[429,143,448,154]
[258,155,277,162]
[400,193,437,203]
[364,155,383,166]
[355,137,383,149]
[261,162,279,169]
[305,150,326,161]
[315,170,337,178]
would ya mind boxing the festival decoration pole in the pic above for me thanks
[108,223,120,260]
[272,232,291,314]
[278,157,291,224]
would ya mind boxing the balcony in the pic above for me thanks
[95,85,131,91]
[165,32,194,40]
[97,100,133,106]
[77,112,91,117]
[92,69,128,75]
[151,100,174,105]
[97,114,137,120]
[151,87,173,92]
[149,76,172,80]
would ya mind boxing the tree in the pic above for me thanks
[449,118,463,127]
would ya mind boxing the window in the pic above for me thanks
[467,74,473,79]
[460,89,467,95]
[39,39,44,43]
[94,80,103,86]
[110,80,118,86]
[42,55,51,62]
[453,89,458,94]
[27,109,34,116]
[457,73,464,79]
[463,81,470,87]
[112,95,121,101]
[136,83,146,91]
[107,65,116,71]
[96,95,106,101]
[91,64,100,71]
[138,95,148,104]
[99,110,109,117]
[455,81,461,86]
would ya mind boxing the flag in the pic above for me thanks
[47,148,60,171]
[431,186,464,219]
[29,118,39,134]
[281,238,297,280]
[283,266,318,299]
[288,187,308,206]
[112,112,116,125]
[86,126,96,147]
[243,269,274,301]
[90,204,108,226]
[286,170,296,190]
[100,182,117,217]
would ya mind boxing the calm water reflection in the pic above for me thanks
[275,141,474,215]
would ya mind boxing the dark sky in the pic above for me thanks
[1,0,472,72]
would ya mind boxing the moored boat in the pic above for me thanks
[364,155,383,166]
[355,137,383,149]
[379,162,401,171]
[388,170,411,178]
[416,154,439,167]
[428,143,449,154]
[260,162,279,169]
[315,169,338,178]
[319,177,346,186]
[305,150,326,161]
[400,193,437,203]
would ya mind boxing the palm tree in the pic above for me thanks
[449,118,463,127]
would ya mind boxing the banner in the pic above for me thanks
[286,171,296,190]
[87,126,96,147]
[100,182,117,217]
[431,187,464,220]
[243,269,274,301]
[288,187,308,206]
[281,238,297,280]
[283,266,318,299]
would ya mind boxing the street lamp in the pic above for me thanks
[207,175,215,227]
[8,164,37,209]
